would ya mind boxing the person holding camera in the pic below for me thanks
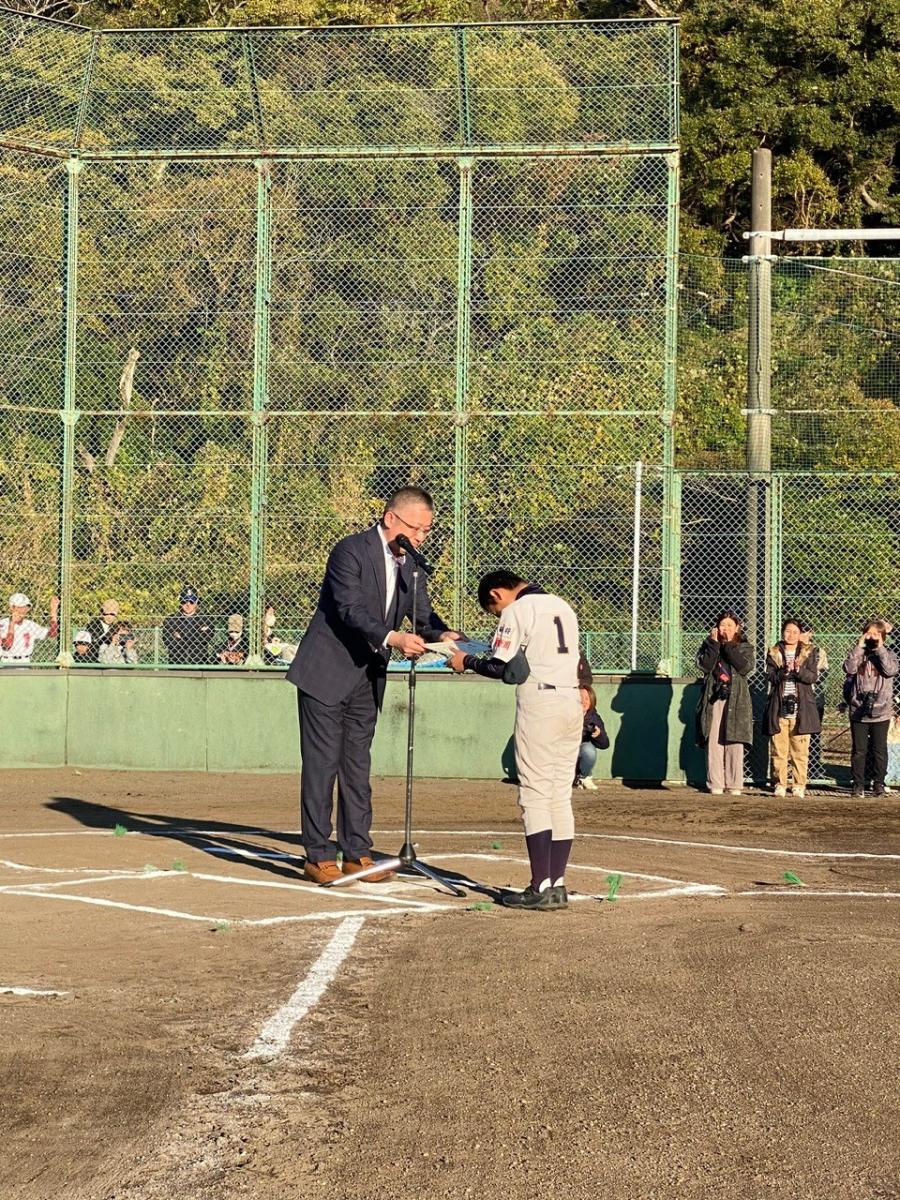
[764,619,826,798]
[98,620,138,665]
[842,619,898,798]
[696,609,754,795]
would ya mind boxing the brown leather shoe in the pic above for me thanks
[303,860,343,886]
[341,855,396,883]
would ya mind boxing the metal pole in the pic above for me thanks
[660,149,681,675]
[630,460,643,672]
[57,156,82,667]
[452,156,473,632]
[746,148,772,655]
[247,160,272,665]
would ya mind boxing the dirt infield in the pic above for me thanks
[2,769,899,1200]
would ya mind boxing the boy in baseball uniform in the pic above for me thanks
[0,593,59,664]
[449,570,582,911]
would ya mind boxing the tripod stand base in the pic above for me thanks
[323,852,466,897]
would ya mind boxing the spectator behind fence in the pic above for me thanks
[99,620,138,665]
[574,684,609,791]
[696,609,754,796]
[764,619,827,799]
[73,630,92,660]
[216,614,248,666]
[0,592,59,665]
[263,604,297,665]
[842,618,899,798]
[163,586,213,666]
[85,599,122,663]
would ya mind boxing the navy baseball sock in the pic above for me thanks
[550,838,573,887]
[524,829,552,892]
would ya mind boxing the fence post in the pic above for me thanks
[746,148,772,655]
[57,156,82,667]
[767,472,783,646]
[452,156,474,632]
[660,467,682,676]
[630,460,643,672]
[247,160,272,665]
[659,150,681,675]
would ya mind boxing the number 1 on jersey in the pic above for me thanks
[553,615,569,654]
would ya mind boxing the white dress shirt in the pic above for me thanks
[377,523,403,623]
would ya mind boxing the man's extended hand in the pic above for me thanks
[448,651,468,673]
[388,631,427,658]
[439,630,462,642]
[49,596,60,616]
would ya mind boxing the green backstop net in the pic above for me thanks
[0,9,680,668]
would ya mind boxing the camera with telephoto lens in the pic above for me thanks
[781,694,797,717]
[858,691,877,719]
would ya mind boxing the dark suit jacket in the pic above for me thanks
[286,524,449,706]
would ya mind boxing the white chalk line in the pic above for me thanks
[188,870,439,910]
[0,870,177,894]
[737,889,900,899]
[372,829,900,862]
[1,985,69,997]
[244,916,365,1060]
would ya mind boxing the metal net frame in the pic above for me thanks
[0,9,680,669]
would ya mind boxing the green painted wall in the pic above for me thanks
[3,671,706,783]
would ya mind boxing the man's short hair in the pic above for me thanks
[477,570,525,611]
[385,486,433,514]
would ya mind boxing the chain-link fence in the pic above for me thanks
[1,8,899,736]
[0,10,681,669]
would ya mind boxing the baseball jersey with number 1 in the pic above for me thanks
[490,589,580,689]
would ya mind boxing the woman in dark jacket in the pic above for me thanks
[842,619,899,798]
[697,610,754,795]
[764,619,827,799]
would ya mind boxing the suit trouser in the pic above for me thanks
[850,719,889,791]
[705,698,744,792]
[514,685,583,839]
[298,674,380,863]
[770,715,810,789]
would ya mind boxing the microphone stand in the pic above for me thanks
[326,551,466,898]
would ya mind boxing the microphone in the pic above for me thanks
[395,533,434,575]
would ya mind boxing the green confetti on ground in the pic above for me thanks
[142,864,158,874]
[212,921,230,933]
[468,901,494,912]
[171,859,187,872]
[113,824,127,837]
[783,871,806,887]
[606,873,623,902]
[490,841,503,850]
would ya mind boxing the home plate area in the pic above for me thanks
[0,827,719,929]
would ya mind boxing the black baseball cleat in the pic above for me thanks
[501,884,555,911]
[547,885,568,909]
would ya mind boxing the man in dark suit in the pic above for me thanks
[286,487,459,885]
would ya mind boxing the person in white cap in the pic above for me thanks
[0,592,60,664]
[73,630,93,661]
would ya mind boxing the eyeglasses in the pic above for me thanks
[101,611,117,617]
[389,511,434,537]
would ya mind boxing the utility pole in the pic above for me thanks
[745,148,772,654]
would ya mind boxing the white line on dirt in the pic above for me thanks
[0,985,69,997]
[426,851,715,891]
[737,889,900,899]
[371,829,900,862]
[2,889,225,923]
[1,870,176,893]
[244,916,365,1060]
[189,870,434,909]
